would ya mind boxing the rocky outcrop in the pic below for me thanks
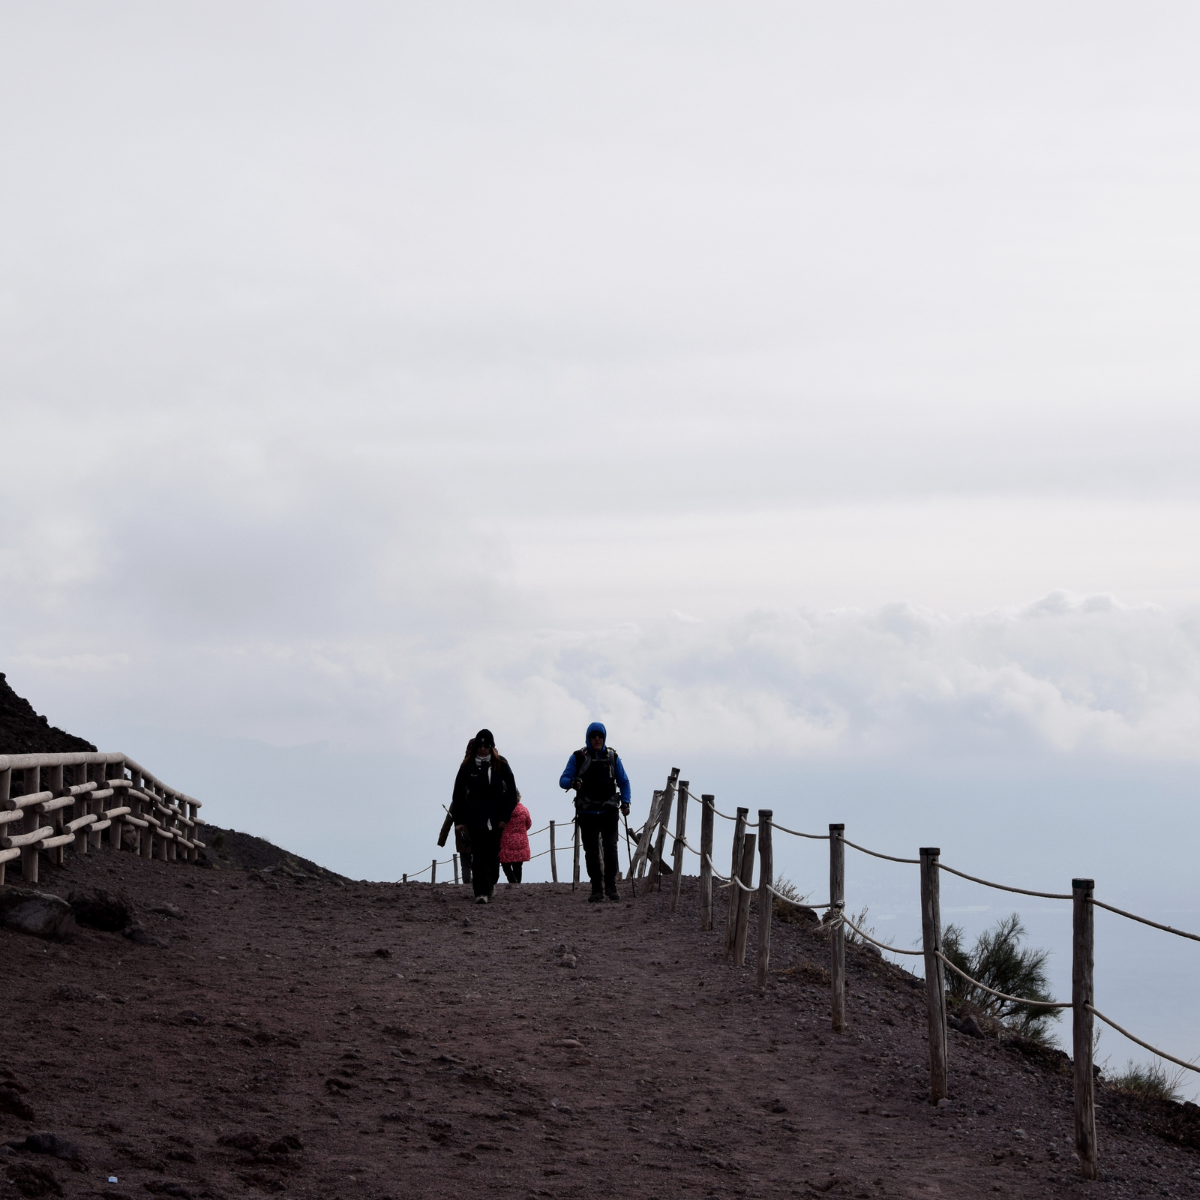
[0,889,76,940]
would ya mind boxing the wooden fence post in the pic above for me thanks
[650,787,676,891]
[756,810,773,987]
[87,763,104,853]
[830,823,846,1033]
[635,790,663,879]
[699,794,715,931]
[723,808,748,959]
[21,766,39,884]
[920,847,948,1102]
[402,874,407,883]
[126,767,141,857]
[46,763,65,865]
[732,833,757,966]
[431,858,437,885]
[1073,877,1098,1180]
[669,782,689,913]
[632,769,679,878]
[0,766,10,886]
[453,854,460,885]
[549,820,558,883]
[573,819,581,886]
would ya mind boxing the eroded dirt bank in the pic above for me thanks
[2,844,1198,1200]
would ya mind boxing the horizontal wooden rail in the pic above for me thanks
[0,752,204,886]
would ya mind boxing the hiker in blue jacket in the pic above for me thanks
[559,721,630,902]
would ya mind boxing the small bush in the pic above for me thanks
[211,833,226,851]
[771,877,815,924]
[1108,1059,1184,1103]
[942,913,1060,1042]
[835,904,893,951]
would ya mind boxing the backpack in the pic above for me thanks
[572,746,621,811]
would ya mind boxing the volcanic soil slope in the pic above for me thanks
[2,843,1199,1200]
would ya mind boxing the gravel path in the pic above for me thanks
[2,845,1198,1199]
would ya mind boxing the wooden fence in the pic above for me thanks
[621,768,1200,1184]
[408,766,1199,1183]
[0,751,203,886]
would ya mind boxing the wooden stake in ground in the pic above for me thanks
[830,823,846,1032]
[919,847,948,1102]
[549,820,558,883]
[453,854,460,885]
[756,810,773,987]
[632,769,679,879]
[732,833,757,967]
[0,766,11,886]
[669,781,689,914]
[1073,877,1098,1181]
[21,765,39,885]
[650,787,675,892]
[431,858,437,885]
[723,807,748,959]
[699,794,715,931]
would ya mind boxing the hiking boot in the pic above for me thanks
[475,894,488,905]
[588,887,604,903]
[605,887,620,902]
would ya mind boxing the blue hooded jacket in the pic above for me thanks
[559,721,631,810]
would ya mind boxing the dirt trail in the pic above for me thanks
[2,845,1198,1200]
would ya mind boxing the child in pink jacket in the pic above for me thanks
[499,799,531,885]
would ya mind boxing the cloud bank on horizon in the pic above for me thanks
[2,3,1200,769]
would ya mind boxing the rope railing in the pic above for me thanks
[1092,899,1200,944]
[679,787,759,828]
[0,751,204,887]
[628,767,1197,1186]
[935,950,1070,1008]
[1086,1005,1200,1075]
[841,837,920,865]
[938,862,1072,901]
[840,909,924,956]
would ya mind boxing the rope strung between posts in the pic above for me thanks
[764,885,838,910]
[771,821,829,840]
[704,852,731,883]
[674,787,758,828]
[938,862,1071,901]
[934,950,1070,1007]
[651,819,702,857]
[396,853,456,883]
[1086,1004,1200,1075]
[841,837,920,865]
[1092,899,1200,944]
[839,910,924,956]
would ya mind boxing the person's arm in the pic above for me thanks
[614,754,632,807]
[450,764,467,828]
[499,763,519,825]
[559,751,580,790]
[524,808,531,831]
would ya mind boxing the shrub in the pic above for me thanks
[942,913,1060,1042]
[771,877,815,924]
[1107,1059,1184,1103]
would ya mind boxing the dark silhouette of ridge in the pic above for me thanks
[0,673,96,754]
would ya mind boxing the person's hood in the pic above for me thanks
[586,721,607,749]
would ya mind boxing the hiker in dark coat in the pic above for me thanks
[451,729,519,904]
[559,721,631,902]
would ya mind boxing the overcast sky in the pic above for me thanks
[4,0,1200,1088]
[3,2,1200,765]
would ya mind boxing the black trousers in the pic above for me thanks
[467,825,501,897]
[578,809,619,890]
[501,861,523,884]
